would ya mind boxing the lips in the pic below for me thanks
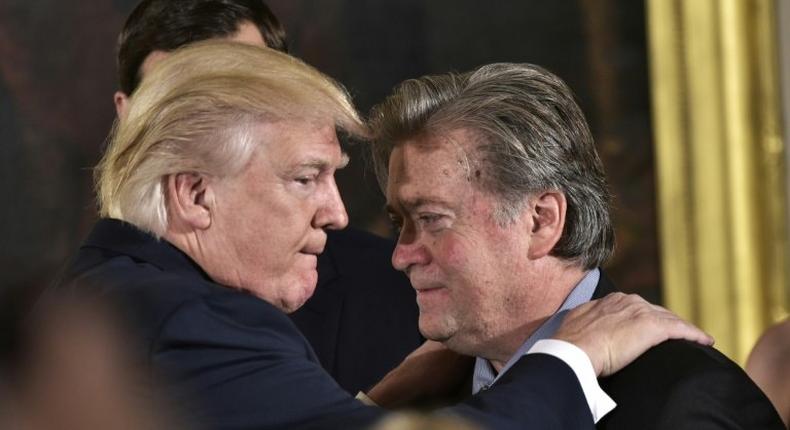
[411,280,446,294]
[408,272,443,291]
[300,235,327,256]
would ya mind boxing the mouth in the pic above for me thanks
[413,283,447,296]
[299,243,325,258]
[300,233,327,257]
[416,286,445,293]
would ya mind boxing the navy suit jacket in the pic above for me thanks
[51,219,595,430]
[290,228,423,394]
[593,274,784,429]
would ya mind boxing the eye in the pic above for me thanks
[388,214,404,233]
[416,213,444,228]
[294,175,317,186]
[417,213,442,224]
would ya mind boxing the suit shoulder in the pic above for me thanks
[51,247,219,345]
[158,288,311,356]
[602,339,753,394]
[599,340,784,429]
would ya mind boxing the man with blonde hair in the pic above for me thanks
[53,41,712,429]
[112,0,423,395]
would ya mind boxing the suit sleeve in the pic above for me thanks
[152,293,383,430]
[446,352,595,430]
[151,292,595,430]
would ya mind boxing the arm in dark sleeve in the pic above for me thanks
[153,291,594,430]
[446,353,594,430]
[152,292,383,430]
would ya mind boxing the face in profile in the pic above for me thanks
[205,119,349,313]
[385,129,535,356]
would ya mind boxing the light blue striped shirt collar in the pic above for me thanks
[472,268,600,394]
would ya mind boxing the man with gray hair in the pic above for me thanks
[53,40,715,429]
[371,63,784,428]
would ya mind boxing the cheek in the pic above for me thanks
[433,233,469,269]
[433,235,482,301]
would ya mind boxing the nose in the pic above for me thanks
[314,177,349,230]
[391,229,430,273]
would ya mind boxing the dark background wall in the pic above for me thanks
[0,0,662,303]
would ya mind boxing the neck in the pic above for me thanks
[164,229,239,287]
[486,261,589,372]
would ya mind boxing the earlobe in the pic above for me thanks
[113,91,130,119]
[527,191,567,259]
[167,173,213,231]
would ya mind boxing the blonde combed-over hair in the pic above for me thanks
[96,40,367,237]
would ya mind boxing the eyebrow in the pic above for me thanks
[297,152,350,171]
[385,197,450,214]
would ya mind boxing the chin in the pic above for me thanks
[282,277,317,313]
[418,315,453,343]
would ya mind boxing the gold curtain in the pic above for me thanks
[647,0,788,363]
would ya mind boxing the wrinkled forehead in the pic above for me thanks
[386,129,484,203]
[387,129,481,185]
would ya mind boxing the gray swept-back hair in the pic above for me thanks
[96,40,366,237]
[369,63,613,269]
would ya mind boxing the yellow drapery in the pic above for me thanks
[647,0,789,363]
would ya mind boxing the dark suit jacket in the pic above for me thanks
[50,219,595,430]
[290,228,422,394]
[594,274,784,429]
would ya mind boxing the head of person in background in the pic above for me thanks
[370,62,613,367]
[99,40,360,312]
[113,0,287,118]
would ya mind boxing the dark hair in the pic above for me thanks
[369,63,614,269]
[117,0,288,94]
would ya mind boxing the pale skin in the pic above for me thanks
[163,119,349,313]
[746,318,790,427]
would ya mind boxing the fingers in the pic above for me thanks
[554,293,715,377]
[642,302,714,346]
[660,316,715,346]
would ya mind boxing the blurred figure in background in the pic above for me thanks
[0,290,184,430]
[747,317,790,428]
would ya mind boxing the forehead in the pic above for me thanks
[231,21,266,46]
[255,119,344,165]
[139,21,266,78]
[386,129,478,202]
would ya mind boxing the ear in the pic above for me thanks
[113,91,130,119]
[526,191,567,259]
[166,173,213,231]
